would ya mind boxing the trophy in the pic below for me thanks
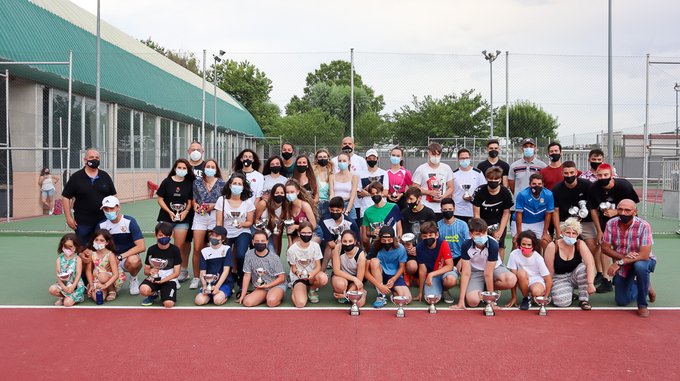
[230,211,243,227]
[330,224,346,242]
[346,290,364,316]
[487,223,500,235]
[57,271,72,292]
[203,274,218,293]
[577,200,589,219]
[401,233,416,249]
[462,184,472,200]
[369,222,384,238]
[391,295,412,318]
[255,218,271,236]
[425,294,441,314]
[284,218,295,233]
[296,257,312,279]
[479,291,501,316]
[255,267,266,287]
[431,178,442,197]
[170,203,186,222]
[599,201,615,211]
[148,258,168,282]
[534,295,551,316]
[391,185,402,198]
[272,217,281,235]
[568,206,580,217]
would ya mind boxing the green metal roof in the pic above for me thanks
[0,0,263,137]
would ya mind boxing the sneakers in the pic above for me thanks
[520,296,531,310]
[443,290,455,304]
[337,297,349,304]
[373,295,387,308]
[189,277,200,289]
[128,276,140,295]
[594,272,603,286]
[178,269,189,282]
[141,294,158,306]
[596,278,613,293]
[637,307,650,317]
[309,288,320,303]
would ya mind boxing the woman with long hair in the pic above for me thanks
[254,183,287,255]
[292,155,318,201]
[233,148,264,204]
[283,179,317,246]
[312,149,334,220]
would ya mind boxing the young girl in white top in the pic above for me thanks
[507,230,553,310]
[287,222,328,307]
[332,153,358,222]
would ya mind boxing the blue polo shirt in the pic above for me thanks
[513,188,554,224]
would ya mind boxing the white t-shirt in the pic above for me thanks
[451,167,487,217]
[262,174,287,194]
[214,197,256,238]
[287,241,323,283]
[331,154,368,175]
[357,167,390,216]
[244,170,265,200]
[507,249,550,279]
[411,162,455,213]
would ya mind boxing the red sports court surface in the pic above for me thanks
[3,307,678,379]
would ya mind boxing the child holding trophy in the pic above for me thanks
[195,226,235,306]
[287,221,328,307]
[506,230,553,310]
[365,226,412,308]
[140,222,182,308]
[48,233,86,306]
[239,230,287,307]
[85,229,125,303]
[331,230,367,306]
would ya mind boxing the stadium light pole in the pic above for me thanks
[213,50,226,156]
[95,0,101,151]
[607,0,614,163]
[482,50,501,138]
[675,82,679,148]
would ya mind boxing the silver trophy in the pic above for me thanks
[568,206,580,217]
[534,295,551,316]
[391,295,412,318]
[425,294,441,314]
[462,184,472,200]
[255,218,271,236]
[391,185,402,198]
[255,267,266,287]
[330,224,346,242]
[230,211,243,227]
[272,217,281,235]
[346,290,364,316]
[487,223,500,235]
[170,203,186,222]
[148,258,168,282]
[203,274,218,293]
[284,218,295,233]
[599,201,615,211]
[479,291,501,316]
[369,221,384,238]
[296,257,312,279]
[57,271,73,293]
[431,178,442,197]
[401,233,416,249]
[577,200,589,219]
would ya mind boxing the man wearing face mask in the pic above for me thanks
[451,148,486,223]
[187,141,206,178]
[357,149,389,224]
[540,142,565,190]
[414,221,457,302]
[472,167,514,259]
[508,138,546,204]
[511,173,555,252]
[331,136,368,175]
[579,148,619,183]
[280,142,296,178]
[62,149,117,246]
[477,139,509,187]
[400,187,436,245]
[412,142,455,219]
[98,196,145,295]
[318,197,361,270]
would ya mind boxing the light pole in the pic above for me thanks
[675,82,679,148]
[213,50,226,157]
[482,50,501,138]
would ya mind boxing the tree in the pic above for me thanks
[494,101,559,144]
[265,109,344,149]
[140,37,201,75]
[354,112,392,148]
[391,90,490,147]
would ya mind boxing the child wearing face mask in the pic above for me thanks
[140,222,182,308]
[86,229,124,303]
[48,234,86,306]
[195,226,235,306]
[331,230,367,306]
[506,230,552,310]
[239,230,287,307]
[414,221,456,303]
[287,222,328,307]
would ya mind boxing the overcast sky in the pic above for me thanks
[70,0,680,140]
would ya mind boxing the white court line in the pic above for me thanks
[0,305,678,311]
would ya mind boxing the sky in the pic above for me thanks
[69,0,680,141]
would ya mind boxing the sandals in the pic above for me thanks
[579,300,592,310]
[106,291,117,301]
[54,298,64,306]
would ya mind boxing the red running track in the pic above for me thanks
[2,308,679,380]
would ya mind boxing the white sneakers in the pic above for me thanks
[189,277,200,289]
[129,276,140,295]
[178,268,189,282]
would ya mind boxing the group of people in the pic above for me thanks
[49,137,657,317]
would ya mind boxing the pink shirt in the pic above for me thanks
[387,167,412,194]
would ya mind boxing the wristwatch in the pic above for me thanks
[616,259,624,266]
[117,255,123,262]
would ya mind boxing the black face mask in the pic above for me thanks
[296,165,308,173]
[531,186,543,195]
[86,159,100,169]
[341,244,355,253]
[330,212,343,221]
[317,159,328,167]
[253,243,268,252]
[270,166,281,174]
[300,234,313,243]
[618,214,634,224]
[564,175,577,184]
[342,145,353,153]
[423,237,436,247]
[596,178,611,188]
[487,180,501,189]
[371,195,382,204]
[281,152,293,160]
[442,211,454,220]
[367,160,378,168]
[590,162,601,171]
[242,159,253,167]
[488,150,499,158]
[549,154,561,162]
[272,195,286,204]
[407,202,418,210]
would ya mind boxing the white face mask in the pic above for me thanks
[189,150,202,162]
[93,242,106,251]
[429,155,441,165]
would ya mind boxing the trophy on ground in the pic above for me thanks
[203,274,218,293]
[462,184,472,201]
[255,268,266,287]
[391,185,402,198]
[148,258,168,282]
[346,290,364,316]
[170,203,186,222]
[391,294,412,318]
[296,256,312,279]
[534,295,551,316]
[425,294,441,314]
[479,291,500,316]
[230,211,243,227]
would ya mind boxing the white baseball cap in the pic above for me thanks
[365,149,379,158]
[101,195,120,209]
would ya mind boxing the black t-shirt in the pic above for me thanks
[144,244,182,272]
[281,162,296,178]
[191,161,206,178]
[477,159,510,178]
[552,178,593,222]
[587,178,640,228]
[156,177,195,223]
[61,168,117,225]
[471,184,514,225]
[400,205,436,239]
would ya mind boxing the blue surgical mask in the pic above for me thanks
[230,185,243,195]
[286,193,298,202]
[390,156,401,165]
[175,169,187,177]
[338,162,349,171]
[204,168,216,177]
[104,211,117,221]
[473,235,489,245]
[459,159,471,168]
[563,236,577,246]
[523,147,535,158]
[158,236,171,245]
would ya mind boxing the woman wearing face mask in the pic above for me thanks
[233,149,264,204]
[283,179,318,246]
[254,183,287,255]
[544,218,596,310]
[332,153,359,223]
[156,158,196,280]
[313,149,335,220]
[386,147,412,211]
[292,155,318,200]
[38,167,59,215]
[215,173,255,290]
[287,221,328,307]
[262,156,287,200]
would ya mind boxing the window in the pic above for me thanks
[142,113,155,168]
[116,107,131,168]
[52,90,82,170]
[132,111,141,168]
[160,118,171,168]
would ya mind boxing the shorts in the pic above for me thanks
[579,222,598,241]
[496,228,508,249]
[293,279,311,287]
[382,272,407,287]
[199,283,233,299]
[467,265,511,293]
[118,254,141,271]
[511,221,544,240]
[141,279,177,302]
[41,188,55,198]
[423,269,459,297]
[159,221,190,230]
[529,275,546,288]
[192,211,217,231]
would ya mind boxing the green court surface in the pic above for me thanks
[0,199,678,308]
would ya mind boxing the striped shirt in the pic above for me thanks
[603,216,655,260]
[243,249,285,287]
